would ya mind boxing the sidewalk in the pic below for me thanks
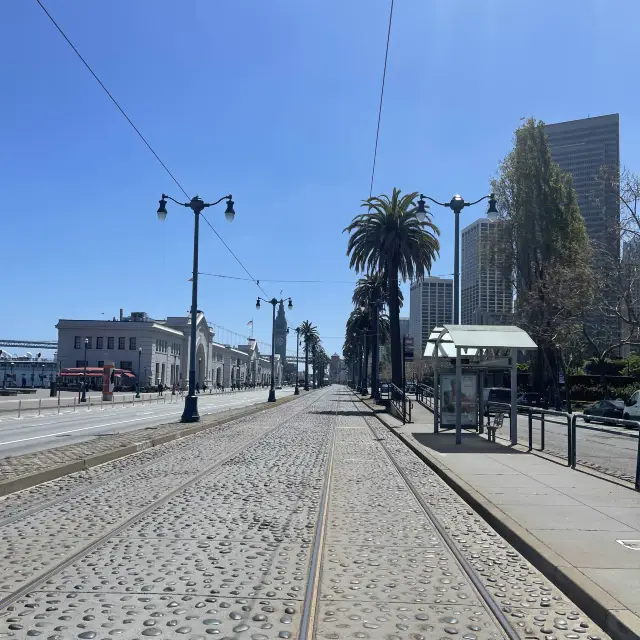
[364,398,640,640]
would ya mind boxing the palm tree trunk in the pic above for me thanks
[304,340,309,391]
[387,257,402,387]
[370,306,379,399]
[362,334,369,394]
[312,345,317,389]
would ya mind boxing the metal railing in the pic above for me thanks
[390,383,412,424]
[486,402,640,491]
[415,384,434,410]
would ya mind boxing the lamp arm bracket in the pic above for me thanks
[467,194,492,207]
[419,194,448,207]
[204,195,233,208]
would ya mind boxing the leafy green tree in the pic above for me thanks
[299,320,318,391]
[492,118,592,402]
[345,188,439,387]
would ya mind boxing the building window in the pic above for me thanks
[74,336,81,349]
[86,337,92,349]
[155,362,160,383]
[118,337,125,350]
[98,361,104,367]
[129,337,136,350]
[107,337,114,350]
[96,337,103,350]
[120,361,133,371]
[76,360,87,367]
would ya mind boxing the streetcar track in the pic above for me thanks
[346,392,521,640]
[0,392,326,612]
[0,392,313,529]
[299,396,338,639]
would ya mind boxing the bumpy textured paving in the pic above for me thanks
[0,388,611,639]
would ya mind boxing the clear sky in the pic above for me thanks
[1,0,638,359]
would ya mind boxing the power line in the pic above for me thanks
[200,214,269,297]
[34,0,189,200]
[35,0,266,297]
[369,0,395,198]
[198,272,454,283]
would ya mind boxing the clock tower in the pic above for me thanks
[274,301,288,369]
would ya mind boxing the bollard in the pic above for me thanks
[73,397,76,412]
[635,432,640,492]
[58,393,61,414]
[38,398,42,416]
[570,415,577,468]
[528,409,533,450]
[18,400,21,418]
[101,396,104,410]
[88,396,91,411]
[540,413,545,450]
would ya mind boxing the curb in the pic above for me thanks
[359,396,640,640]
[0,393,301,498]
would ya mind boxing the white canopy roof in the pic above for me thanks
[424,324,537,358]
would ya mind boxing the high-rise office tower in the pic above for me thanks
[546,114,621,348]
[545,114,620,260]
[461,218,513,325]
[409,277,453,357]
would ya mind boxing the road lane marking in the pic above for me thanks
[0,397,265,447]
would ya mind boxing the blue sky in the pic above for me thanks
[1,0,638,359]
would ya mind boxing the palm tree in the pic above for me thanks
[310,334,320,389]
[345,188,439,387]
[345,308,370,393]
[352,274,403,400]
[299,320,319,391]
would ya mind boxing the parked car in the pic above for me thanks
[516,392,547,408]
[623,391,640,427]
[379,383,390,395]
[405,383,416,394]
[582,400,623,425]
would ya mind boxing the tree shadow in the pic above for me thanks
[311,409,375,417]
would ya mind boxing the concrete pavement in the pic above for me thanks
[0,387,294,459]
[369,397,640,639]
[0,387,611,639]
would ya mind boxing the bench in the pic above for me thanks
[487,412,504,443]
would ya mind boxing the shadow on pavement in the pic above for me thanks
[412,431,521,454]
[311,409,374,417]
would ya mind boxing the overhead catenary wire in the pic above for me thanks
[34,0,267,297]
[198,272,454,283]
[369,0,395,198]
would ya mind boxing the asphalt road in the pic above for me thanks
[0,387,294,459]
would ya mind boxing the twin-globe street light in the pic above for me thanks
[256,297,293,403]
[157,193,236,422]
[416,193,498,325]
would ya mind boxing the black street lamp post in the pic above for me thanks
[256,296,293,402]
[294,327,301,395]
[136,347,142,398]
[416,193,498,324]
[80,338,88,402]
[157,192,235,422]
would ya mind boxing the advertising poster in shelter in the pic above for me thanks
[439,373,477,427]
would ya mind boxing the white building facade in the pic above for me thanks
[409,277,453,358]
[461,218,513,326]
[57,311,281,391]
